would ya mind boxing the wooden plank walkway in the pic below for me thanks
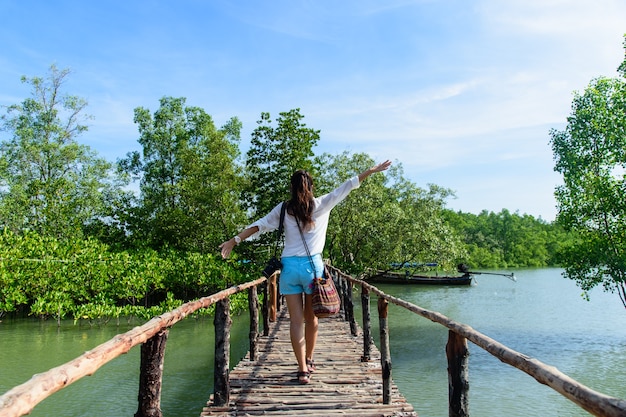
[201,308,418,417]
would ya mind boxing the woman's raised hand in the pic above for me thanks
[371,160,392,173]
[358,160,392,183]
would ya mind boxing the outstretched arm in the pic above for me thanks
[219,225,260,259]
[358,160,392,183]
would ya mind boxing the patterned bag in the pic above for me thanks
[312,266,340,318]
[294,218,341,318]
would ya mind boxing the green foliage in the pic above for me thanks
[0,65,128,241]
[444,209,569,269]
[117,97,245,252]
[0,229,248,322]
[549,37,626,307]
[245,109,320,219]
[316,152,465,275]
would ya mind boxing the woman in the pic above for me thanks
[219,160,391,384]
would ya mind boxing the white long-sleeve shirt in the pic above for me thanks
[248,176,361,257]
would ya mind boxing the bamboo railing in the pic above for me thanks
[325,264,626,417]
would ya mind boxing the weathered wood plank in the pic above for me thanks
[201,308,417,417]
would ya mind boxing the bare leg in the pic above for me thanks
[303,293,318,364]
[284,293,308,373]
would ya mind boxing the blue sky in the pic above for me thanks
[1,0,625,221]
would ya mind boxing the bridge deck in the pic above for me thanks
[201,308,417,417]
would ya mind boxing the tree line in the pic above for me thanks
[0,65,578,322]
[444,209,571,269]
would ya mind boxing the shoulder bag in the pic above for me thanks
[295,218,340,318]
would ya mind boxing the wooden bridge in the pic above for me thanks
[201,307,416,416]
[1,265,626,417]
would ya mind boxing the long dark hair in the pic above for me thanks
[288,170,315,230]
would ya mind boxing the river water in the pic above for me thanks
[1,268,625,416]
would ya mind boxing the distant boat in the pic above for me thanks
[366,270,473,286]
[365,263,515,286]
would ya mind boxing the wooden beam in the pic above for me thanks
[248,286,259,361]
[135,329,168,417]
[344,279,358,336]
[212,298,231,407]
[268,273,277,322]
[378,297,391,405]
[447,330,469,417]
[262,282,269,336]
[361,286,372,362]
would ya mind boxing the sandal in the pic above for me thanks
[306,359,317,373]
[297,370,311,384]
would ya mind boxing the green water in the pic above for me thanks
[372,268,626,417]
[0,314,252,416]
[1,268,625,416]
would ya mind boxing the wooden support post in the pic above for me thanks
[262,282,269,336]
[213,298,231,407]
[378,297,392,404]
[268,273,277,322]
[248,286,259,361]
[135,329,168,417]
[447,330,470,417]
[339,277,346,315]
[343,278,358,336]
[338,274,347,319]
[361,286,372,362]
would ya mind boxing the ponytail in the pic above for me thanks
[288,170,315,230]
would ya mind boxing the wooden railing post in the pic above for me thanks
[361,285,372,362]
[268,273,277,322]
[335,273,345,313]
[378,297,392,404]
[212,298,231,407]
[343,277,358,336]
[248,286,259,361]
[447,330,470,417]
[135,329,168,417]
[262,282,269,336]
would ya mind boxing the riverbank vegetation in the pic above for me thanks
[549,37,626,309]
[0,229,254,324]
[0,65,576,322]
[444,209,571,269]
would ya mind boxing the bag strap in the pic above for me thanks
[295,217,319,278]
[272,202,287,257]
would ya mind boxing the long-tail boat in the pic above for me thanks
[365,263,515,286]
[366,271,473,285]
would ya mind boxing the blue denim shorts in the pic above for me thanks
[280,254,324,295]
